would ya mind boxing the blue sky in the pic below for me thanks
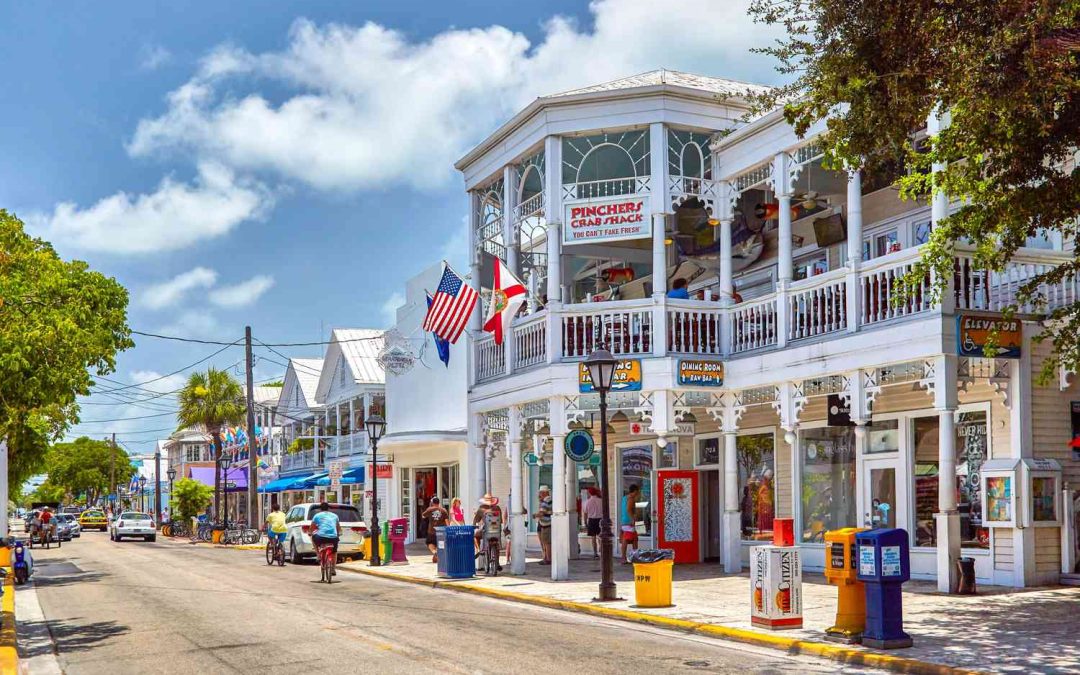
[0,0,783,450]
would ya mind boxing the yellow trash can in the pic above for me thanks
[633,559,675,608]
[362,536,387,561]
[0,545,10,568]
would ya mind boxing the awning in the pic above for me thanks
[315,467,365,486]
[188,467,248,491]
[257,473,317,493]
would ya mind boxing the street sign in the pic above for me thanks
[956,313,1021,358]
[579,359,642,393]
[329,461,344,491]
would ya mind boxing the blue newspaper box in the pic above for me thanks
[855,528,912,649]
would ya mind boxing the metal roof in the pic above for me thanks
[291,358,324,409]
[545,69,770,99]
[332,329,385,385]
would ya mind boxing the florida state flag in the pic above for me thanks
[483,257,527,345]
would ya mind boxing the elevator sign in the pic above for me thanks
[563,196,651,245]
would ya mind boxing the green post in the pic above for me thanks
[381,521,390,562]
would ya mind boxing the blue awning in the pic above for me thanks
[258,473,317,493]
[315,467,365,486]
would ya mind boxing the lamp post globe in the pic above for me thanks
[365,414,387,567]
[584,348,620,601]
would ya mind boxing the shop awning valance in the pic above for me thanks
[188,467,248,491]
[257,473,316,493]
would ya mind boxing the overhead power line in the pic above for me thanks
[74,411,176,424]
[91,342,241,394]
[131,329,384,347]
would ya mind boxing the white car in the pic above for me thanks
[110,511,157,542]
[284,503,366,563]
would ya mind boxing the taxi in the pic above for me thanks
[78,509,108,531]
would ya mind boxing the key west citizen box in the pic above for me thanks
[456,69,1080,588]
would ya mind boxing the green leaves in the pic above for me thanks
[32,436,134,507]
[170,477,213,522]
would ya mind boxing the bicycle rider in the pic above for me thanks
[310,502,341,576]
[472,493,504,571]
[265,503,287,556]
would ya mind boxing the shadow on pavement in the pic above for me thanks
[19,618,128,658]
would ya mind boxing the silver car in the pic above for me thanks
[54,514,80,539]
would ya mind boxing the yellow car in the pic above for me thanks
[78,510,108,531]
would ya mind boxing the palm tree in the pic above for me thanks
[177,368,245,525]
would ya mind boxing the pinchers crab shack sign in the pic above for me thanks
[563,196,650,245]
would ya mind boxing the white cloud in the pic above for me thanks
[439,216,470,271]
[141,267,218,309]
[209,274,275,307]
[140,44,172,71]
[128,0,783,192]
[156,309,226,341]
[130,369,189,394]
[381,291,406,327]
[30,162,272,254]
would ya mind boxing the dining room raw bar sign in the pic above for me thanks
[563,196,650,245]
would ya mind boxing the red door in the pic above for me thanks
[656,470,700,564]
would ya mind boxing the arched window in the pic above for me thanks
[681,143,704,179]
[518,165,543,204]
[577,143,636,183]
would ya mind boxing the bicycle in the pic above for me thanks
[316,541,336,583]
[476,530,501,577]
[265,535,285,566]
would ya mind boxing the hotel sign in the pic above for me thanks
[677,359,724,387]
[578,359,642,393]
[563,196,650,246]
[957,314,1021,359]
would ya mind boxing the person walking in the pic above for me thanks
[583,487,603,559]
[449,497,465,526]
[534,486,552,565]
[620,484,641,564]
[420,497,449,563]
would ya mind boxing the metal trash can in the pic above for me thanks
[435,527,449,577]
[957,557,977,595]
[443,525,477,579]
[630,549,675,608]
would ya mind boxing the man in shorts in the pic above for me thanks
[472,494,504,570]
[620,484,640,563]
[310,502,341,574]
[420,497,449,563]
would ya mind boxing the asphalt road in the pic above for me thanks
[20,530,881,674]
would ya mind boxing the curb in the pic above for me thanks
[0,573,18,674]
[338,565,984,675]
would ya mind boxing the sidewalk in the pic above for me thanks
[339,544,1080,675]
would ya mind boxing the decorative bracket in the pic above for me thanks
[706,391,745,433]
[840,370,879,425]
[768,152,802,198]
[773,382,807,433]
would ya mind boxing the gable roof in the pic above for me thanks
[278,358,323,417]
[546,69,770,99]
[315,329,385,403]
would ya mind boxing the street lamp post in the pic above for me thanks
[166,467,176,524]
[138,476,147,513]
[365,414,387,567]
[584,348,619,602]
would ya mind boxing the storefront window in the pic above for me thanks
[440,464,459,504]
[620,445,653,536]
[574,461,601,532]
[697,437,720,466]
[658,440,679,469]
[737,433,775,541]
[800,426,856,543]
[912,411,990,549]
[866,419,899,454]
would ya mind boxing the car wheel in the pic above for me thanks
[290,538,303,564]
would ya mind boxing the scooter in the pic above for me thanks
[10,539,32,585]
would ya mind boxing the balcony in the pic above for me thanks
[281,447,318,474]
[325,431,369,460]
[473,245,1076,384]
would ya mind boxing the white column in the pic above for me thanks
[773,153,794,286]
[550,399,569,579]
[544,135,563,307]
[503,165,519,277]
[650,122,669,299]
[509,406,527,575]
[719,217,734,304]
[845,169,863,332]
[348,399,355,454]
[566,456,580,558]
[928,110,950,227]
[467,413,486,513]
[722,431,741,573]
[936,408,960,592]
[0,440,8,538]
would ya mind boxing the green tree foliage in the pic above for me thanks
[749,0,1080,374]
[41,436,135,506]
[25,482,65,507]
[0,211,133,484]
[169,477,213,523]
[176,368,245,519]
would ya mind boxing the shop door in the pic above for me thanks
[862,455,907,531]
[414,469,437,538]
[701,470,721,562]
[657,470,700,564]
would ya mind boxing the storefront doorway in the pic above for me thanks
[700,470,721,561]
[414,468,437,538]
[862,454,907,531]
[409,465,461,540]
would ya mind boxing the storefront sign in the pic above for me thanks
[329,461,344,491]
[677,359,724,387]
[826,394,853,427]
[374,464,393,479]
[956,314,1021,358]
[563,196,650,246]
[564,430,595,462]
[628,422,694,436]
[579,359,642,393]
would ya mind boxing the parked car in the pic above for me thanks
[109,511,156,542]
[61,506,82,515]
[284,503,367,564]
[78,509,108,531]
[55,514,80,539]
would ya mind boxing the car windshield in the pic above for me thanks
[121,512,151,520]
[84,511,103,517]
[57,515,73,522]
[307,506,362,522]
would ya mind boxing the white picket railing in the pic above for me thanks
[512,312,548,369]
[282,448,318,473]
[954,249,1077,314]
[562,176,650,201]
[561,299,653,358]
[731,294,779,353]
[475,336,504,382]
[861,251,933,326]
[668,301,723,355]
[788,272,848,341]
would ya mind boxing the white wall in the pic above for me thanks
[386,263,468,437]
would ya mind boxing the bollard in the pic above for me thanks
[823,528,866,644]
[856,528,913,649]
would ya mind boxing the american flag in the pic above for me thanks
[423,264,478,344]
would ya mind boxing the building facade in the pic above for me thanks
[455,69,1079,588]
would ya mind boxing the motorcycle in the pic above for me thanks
[10,539,32,585]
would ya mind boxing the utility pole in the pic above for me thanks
[154,450,162,527]
[245,326,259,528]
[110,432,117,513]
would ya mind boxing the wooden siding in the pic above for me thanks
[994,531,1014,571]
[1035,527,1062,573]
[1031,340,1080,486]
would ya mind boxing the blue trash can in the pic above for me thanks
[444,525,476,579]
[435,527,449,577]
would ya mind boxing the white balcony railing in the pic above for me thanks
[467,245,1076,383]
[788,272,848,341]
[281,447,318,473]
[562,176,650,201]
[561,299,653,358]
[325,431,369,459]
